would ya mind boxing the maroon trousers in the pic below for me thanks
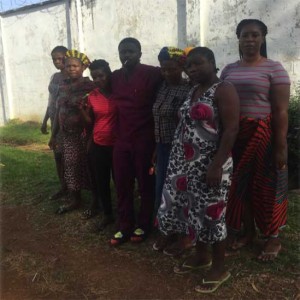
[113,140,155,234]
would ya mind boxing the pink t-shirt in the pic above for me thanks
[220,59,290,119]
[88,89,117,146]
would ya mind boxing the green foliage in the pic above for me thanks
[288,84,300,188]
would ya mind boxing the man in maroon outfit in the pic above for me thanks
[110,37,162,245]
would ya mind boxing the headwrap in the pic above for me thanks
[183,46,195,56]
[65,49,90,66]
[158,47,186,65]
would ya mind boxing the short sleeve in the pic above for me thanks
[220,65,229,81]
[270,62,290,86]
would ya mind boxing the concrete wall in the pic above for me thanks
[0,0,299,124]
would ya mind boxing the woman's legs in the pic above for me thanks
[195,240,230,293]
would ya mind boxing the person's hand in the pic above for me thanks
[206,163,223,186]
[48,136,56,150]
[273,143,288,170]
[41,122,48,134]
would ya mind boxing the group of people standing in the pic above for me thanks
[41,19,290,293]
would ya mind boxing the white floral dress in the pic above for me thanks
[157,82,232,243]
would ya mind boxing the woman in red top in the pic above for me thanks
[81,60,117,230]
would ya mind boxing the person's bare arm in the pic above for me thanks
[41,107,50,134]
[48,108,59,150]
[206,82,240,186]
[270,84,290,169]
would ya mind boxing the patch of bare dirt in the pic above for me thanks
[1,205,299,299]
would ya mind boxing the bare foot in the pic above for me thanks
[174,253,211,274]
[257,238,281,262]
[230,234,255,250]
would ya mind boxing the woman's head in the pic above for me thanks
[158,47,186,84]
[236,19,268,58]
[185,47,218,84]
[89,59,112,90]
[65,49,90,79]
[51,46,68,70]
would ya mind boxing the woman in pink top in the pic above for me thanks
[221,19,291,261]
[81,60,117,230]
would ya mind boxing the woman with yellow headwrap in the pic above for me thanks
[152,47,192,254]
[49,49,97,214]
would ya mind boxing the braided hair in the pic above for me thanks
[236,19,268,58]
[89,59,112,75]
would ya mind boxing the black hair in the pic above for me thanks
[236,19,268,58]
[89,59,112,75]
[118,37,141,51]
[187,47,219,73]
[51,46,68,55]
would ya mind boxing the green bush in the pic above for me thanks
[288,84,300,189]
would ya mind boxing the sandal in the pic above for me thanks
[257,238,281,262]
[110,231,129,246]
[153,234,177,251]
[130,228,147,243]
[174,260,212,274]
[81,209,97,220]
[55,204,78,215]
[163,237,193,257]
[195,272,231,293]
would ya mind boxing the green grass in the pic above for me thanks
[1,121,300,299]
[0,119,50,145]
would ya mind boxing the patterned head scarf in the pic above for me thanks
[183,46,195,56]
[65,49,90,66]
[158,47,186,65]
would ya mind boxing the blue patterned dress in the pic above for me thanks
[158,82,233,243]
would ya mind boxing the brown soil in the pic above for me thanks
[1,205,299,300]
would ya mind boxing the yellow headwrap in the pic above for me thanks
[65,49,90,66]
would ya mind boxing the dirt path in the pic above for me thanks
[0,205,201,299]
[1,204,300,300]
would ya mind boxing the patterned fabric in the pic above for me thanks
[65,49,90,66]
[158,47,186,65]
[58,77,96,133]
[158,82,233,244]
[61,131,90,191]
[153,80,190,143]
[57,77,96,192]
[226,116,288,237]
[220,59,290,119]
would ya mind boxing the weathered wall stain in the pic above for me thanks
[0,0,299,124]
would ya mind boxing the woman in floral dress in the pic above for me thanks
[157,47,239,293]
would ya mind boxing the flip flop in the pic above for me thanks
[257,240,281,262]
[174,260,212,274]
[195,272,231,293]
